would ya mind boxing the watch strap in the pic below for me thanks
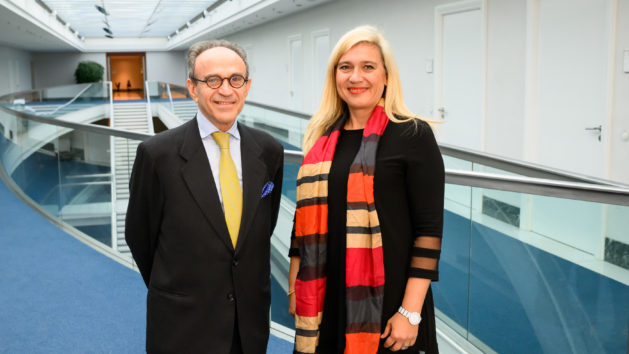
[398,306,421,325]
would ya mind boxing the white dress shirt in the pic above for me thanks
[196,111,243,206]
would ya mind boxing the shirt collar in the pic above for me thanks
[196,110,240,140]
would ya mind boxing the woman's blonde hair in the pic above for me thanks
[302,25,423,153]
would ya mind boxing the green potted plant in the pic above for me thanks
[74,61,104,83]
[74,61,105,99]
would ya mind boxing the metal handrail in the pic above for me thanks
[44,83,94,116]
[108,81,114,125]
[144,80,153,115]
[246,100,311,120]
[1,92,628,207]
[144,81,155,134]
[166,83,174,112]
[438,143,626,187]
[0,103,150,141]
[283,149,629,207]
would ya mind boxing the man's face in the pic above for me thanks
[186,47,251,132]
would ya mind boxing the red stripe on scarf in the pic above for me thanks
[295,278,327,316]
[363,105,388,136]
[345,247,385,287]
[302,130,341,164]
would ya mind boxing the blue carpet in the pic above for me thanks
[0,176,146,353]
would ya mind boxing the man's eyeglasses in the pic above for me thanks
[192,74,248,89]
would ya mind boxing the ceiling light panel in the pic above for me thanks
[40,0,220,37]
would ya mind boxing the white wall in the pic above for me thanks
[226,0,442,117]
[610,0,629,183]
[0,45,32,96]
[30,51,188,90]
[484,0,527,159]
[146,51,187,87]
[31,52,106,89]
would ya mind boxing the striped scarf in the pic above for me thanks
[294,101,388,354]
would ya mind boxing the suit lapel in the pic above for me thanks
[235,123,266,254]
[179,118,234,252]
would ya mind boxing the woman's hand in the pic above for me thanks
[381,312,418,351]
[288,292,296,317]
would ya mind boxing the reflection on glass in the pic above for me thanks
[433,183,472,339]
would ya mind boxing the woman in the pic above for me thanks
[288,26,444,354]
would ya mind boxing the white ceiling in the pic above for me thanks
[0,0,333,52]
[40,0,220,38]
[0,3,77,51]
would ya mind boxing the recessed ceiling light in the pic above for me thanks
[95,5,109,16]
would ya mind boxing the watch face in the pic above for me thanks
[409,313,420,325]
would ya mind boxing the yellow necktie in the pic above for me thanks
[212,132,242,248]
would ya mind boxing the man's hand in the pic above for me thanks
[381,312,417,351]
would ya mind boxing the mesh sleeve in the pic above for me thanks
[406,121,445,281]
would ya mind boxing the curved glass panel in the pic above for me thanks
[1,83,111,119]
[433,186,629,353]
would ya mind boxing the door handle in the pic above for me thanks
[437,107,446,119]
[585,125,602,141]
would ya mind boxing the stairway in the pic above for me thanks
[172,99,197,121]
[111,102,152,257]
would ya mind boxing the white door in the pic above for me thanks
[312,30,330,112]
[435,2,483,151]
[289,36,304,111]
[534,0,612,178]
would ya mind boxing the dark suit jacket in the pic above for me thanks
[125,117,284,354]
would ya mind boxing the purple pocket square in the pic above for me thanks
[261,181,274,199]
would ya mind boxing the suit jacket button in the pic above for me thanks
[232,259,239,267]
[227,293,235,302]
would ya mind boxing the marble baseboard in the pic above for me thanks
[605,237,629,270]
[482,196,520,228]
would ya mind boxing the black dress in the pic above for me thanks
[291,119,444,354]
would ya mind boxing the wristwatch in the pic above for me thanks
[398,306,421,325]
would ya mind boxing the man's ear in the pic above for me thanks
[186,78,198,102]
[242,78,252,99]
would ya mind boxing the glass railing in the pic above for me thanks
[435,172,629,353]
[0,98,144,259]
[145,81,196,124]
[2,86,629,353]
[0,83,112,118]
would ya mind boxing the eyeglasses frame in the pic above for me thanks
[191,74,249,89]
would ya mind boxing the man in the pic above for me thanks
[125,39,284,354]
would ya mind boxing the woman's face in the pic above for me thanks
[335,42,387,114]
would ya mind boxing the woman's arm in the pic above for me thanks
[382,121,445,351]
[288,256,300,316]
